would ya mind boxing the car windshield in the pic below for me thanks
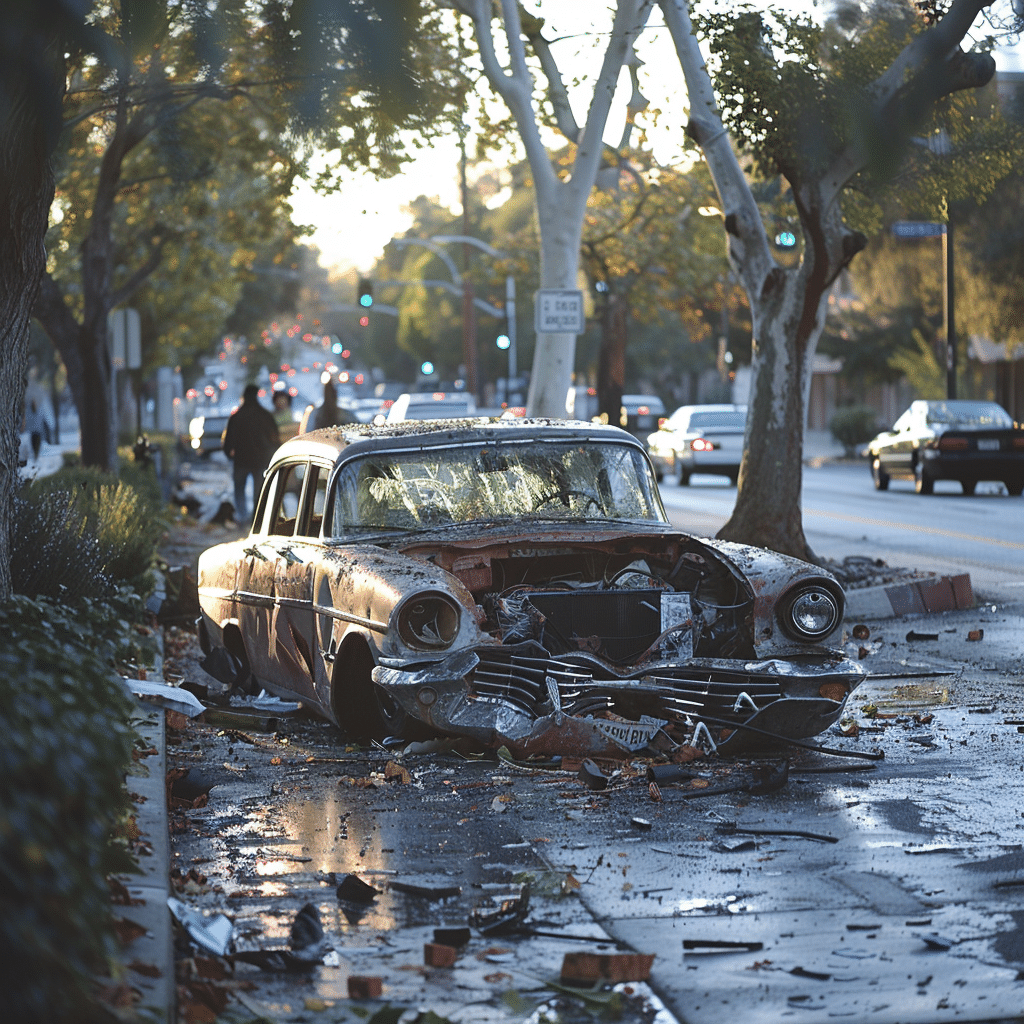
[331,439,666,536]
[688,411,746,430]
[925,401,1012,428]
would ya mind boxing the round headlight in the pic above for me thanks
[778,583,841,642]
[395,592,461,650]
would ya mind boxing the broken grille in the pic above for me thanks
[470,646,784,724]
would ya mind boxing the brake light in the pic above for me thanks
[938,437,969,451]
[637,405,650,415]
[691,438,715,452]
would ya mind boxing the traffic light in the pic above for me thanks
[358,277,373,308]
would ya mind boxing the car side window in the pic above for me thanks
[264,462,305,537]
[296,464,330,538]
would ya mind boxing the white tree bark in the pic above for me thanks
[658,0,995,559]
[459,0,653,417]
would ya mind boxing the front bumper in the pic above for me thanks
[372,645,865,758]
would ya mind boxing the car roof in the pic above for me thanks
[270,417,650,466]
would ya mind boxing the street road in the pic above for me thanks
[660,461,1024,604]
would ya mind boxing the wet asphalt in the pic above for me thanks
[160,455,1024,1024]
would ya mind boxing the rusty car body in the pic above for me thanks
[196,419,863,757]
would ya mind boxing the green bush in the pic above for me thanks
[829,405,880,456]
[19,464,167,599]
[0,596,138,1023]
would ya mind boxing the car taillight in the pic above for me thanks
[690,438,714,452]
[938,437,969,451]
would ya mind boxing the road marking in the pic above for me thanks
[804,508,1024,549]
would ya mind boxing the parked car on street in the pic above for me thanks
[196,419,862,757]
[386,391,478,422]
[620,394,665,439]
[647,404,748,484]
[866,399,1024,495]
[180,408,230,458]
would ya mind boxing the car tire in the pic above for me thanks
[676,457,690,486]
[1007,479,1024,497]
[871,458,889,491]
[334,640,430,742]
[727,471,739,486]
[914,462,934,495]
[960,479,977,496]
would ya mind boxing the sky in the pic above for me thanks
[290,3,1023,275]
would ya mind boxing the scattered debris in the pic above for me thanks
[851,624,871,640]
[560,951,655,985]
[336,873,381,904]
[424,942,459,968]
[167,896,233,956]
[967,629,984,641]
[433,927,471,947]
[683,939,764,953]
[390,880,462,900]
[906,631,939,642]
[471,886,530,936]
[347,976,383,999]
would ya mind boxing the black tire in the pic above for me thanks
[333,641,429,742]
[676,457,690,486]
[960,479,977,496]
[727,471,738,486]
[871,458,889,491]
[914,462,934,495]
[1007,479,1024,497]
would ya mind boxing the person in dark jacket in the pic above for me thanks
[222,384,280,523]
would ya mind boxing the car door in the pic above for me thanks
[879,408,916,477]
[270,461,333,702]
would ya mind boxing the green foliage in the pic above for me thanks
[829,404,881,454]
[0,595,138,1023]
[889,329,946,398]
[16,464,167,600]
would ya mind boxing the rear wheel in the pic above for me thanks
[1007,479,1024,497]
[960,479,977,496]
[871,458,889,491]
[914,462,934,495]
[676,456,690,486]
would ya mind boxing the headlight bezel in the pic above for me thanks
[393,591,462,651]
[776,580,843,643]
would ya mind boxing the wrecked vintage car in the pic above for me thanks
[196,419,863,757]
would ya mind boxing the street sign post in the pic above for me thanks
[534,289,585,334]
[891,221,945,238]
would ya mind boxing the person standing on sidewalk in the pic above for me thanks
[23,398,50,461]
[222,384,279,524]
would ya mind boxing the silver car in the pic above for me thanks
[647,404,747,485]
[196,419,861,758]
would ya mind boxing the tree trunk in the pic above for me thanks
[597,291,627,425]
[0,28,63,600]
[718,274,825,562]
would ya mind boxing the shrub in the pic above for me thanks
[829,405,879,456]
[0,596,138,1023]
[19,464,167,599]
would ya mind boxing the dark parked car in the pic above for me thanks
[197,419,862,757]
[180,409,230,458]
[647,404,747,484]
[866,400,1024,495]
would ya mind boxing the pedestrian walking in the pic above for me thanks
[312,379,358,429]
[24,399,49,461]
[221,384,280,524]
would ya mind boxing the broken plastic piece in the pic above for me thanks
[390,880,462,900]
[631,817,653,831]
[471,887,530,935]
[290,903,323,951]
[647,764,701,784]
[433,926,471,947]
[167,896,233,956]
[577,759,608,791]
[918,933,955,951]
[790,966,831,981]
[336,874,381,904]
[683,939,763,952]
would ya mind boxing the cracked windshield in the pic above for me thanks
[332,442,665,533]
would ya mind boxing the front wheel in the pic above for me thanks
[914,462,934,495]
[871,458,889,491]
[960,479,977,496]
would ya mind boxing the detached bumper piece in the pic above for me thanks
[373,642,863,758]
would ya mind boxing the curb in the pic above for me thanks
[845,572,974,622]
[113,700,174,1021]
